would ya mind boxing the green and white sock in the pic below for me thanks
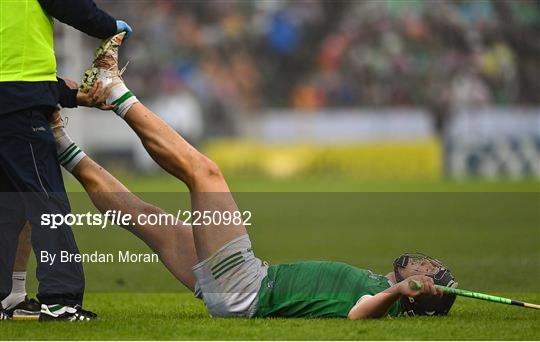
[52,123,86,172]
[108,83,139,118]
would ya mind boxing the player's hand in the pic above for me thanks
[116,20,133,39]
[76,81,114,110]
[398,275,443,298]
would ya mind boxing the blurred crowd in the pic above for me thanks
[94,0,539,133]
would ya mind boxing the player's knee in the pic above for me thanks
[199,155,223,180]
[184,154,224,187]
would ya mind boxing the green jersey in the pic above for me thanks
[255,261,401,318]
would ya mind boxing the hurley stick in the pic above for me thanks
[408,279,540,310]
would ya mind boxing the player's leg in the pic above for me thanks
[12,223,32,285]
[2,223,41,319]
[0,167,26,318]
[50,113,197,290]
[85,33,263,318]
[11,223,31,305]
[80,32,245,260]
[73,157,198,290]
[0,107,90,320]
[123,103,247,260]
[116,95,262,318]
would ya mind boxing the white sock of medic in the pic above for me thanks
[52,120,86,172]
[108,82,139,118]
[1,272,27,310]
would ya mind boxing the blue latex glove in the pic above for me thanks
[116,20,133,39]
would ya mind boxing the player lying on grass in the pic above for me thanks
[45,32,458,320]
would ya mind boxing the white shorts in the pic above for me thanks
[192,234,268,317]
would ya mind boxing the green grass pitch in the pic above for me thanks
[2,175,539,340]
[3,292,539,340]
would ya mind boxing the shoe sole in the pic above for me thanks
[80,32,126,92]
[12,314,39,321]
[11,308,40,321]
[38,314,96,322]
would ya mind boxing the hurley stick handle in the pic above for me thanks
[408,279,423,290]
[407,279,540,310]
[436,285,540,310]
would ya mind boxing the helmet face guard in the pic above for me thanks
[393,253,457,316]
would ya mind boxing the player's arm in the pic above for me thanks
[38,0,117,39]
[348,275,442,320]
[348,288,401,320]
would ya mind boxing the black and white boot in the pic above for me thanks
[39,304,97,321]
[6,296,41,320]
[0,304,9,320]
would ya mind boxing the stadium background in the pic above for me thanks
[54,0,540,181]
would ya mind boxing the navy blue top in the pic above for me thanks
[0,0,117,115]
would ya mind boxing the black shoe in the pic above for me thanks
[6,296,41,321]
[0,304,9,321]
[39,304,98,321]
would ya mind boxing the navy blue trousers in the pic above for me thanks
[0,108,84,306]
